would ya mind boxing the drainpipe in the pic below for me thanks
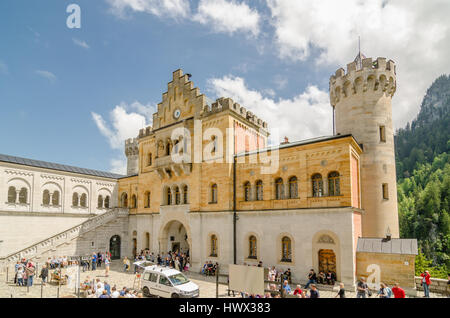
[233,155,237,265]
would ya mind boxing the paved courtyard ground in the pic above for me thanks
[0,260,443,298]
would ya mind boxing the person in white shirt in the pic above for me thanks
[94,278,104,291]
[95,284,104,297]
[111,286,120,298]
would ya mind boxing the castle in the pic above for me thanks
[0,54,417,289]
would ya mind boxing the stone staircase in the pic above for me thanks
[0,208,128,270]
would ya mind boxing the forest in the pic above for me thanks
[394,74,450,278]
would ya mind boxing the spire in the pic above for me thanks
[354,36,366,70]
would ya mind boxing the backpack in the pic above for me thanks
[385,287,392,298]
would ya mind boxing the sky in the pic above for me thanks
[0,0,449,175]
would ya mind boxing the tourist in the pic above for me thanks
[284,268,292,284]
[326,271,336,285]
[123,257,130,272]
[97,252,102,268]
[378,282,390,298]
[39,264,49,285]
[293,285,302,296]
[111,286,120,298]
[95,283,104,297]
[317,271,325,284]
[356,277,369,298]
[420,270,431,298]
[309,284,320,298]
[26,262,35,287]
[120,287,127,297]
[392,283,406,298]
[305,269,317,289]
[99,290,110,298]
[16,266,24,286]
[104,281,111,295]
[91,253,97,271]
[104,257,110,277]
[335,283,345,298]
[282,280,292,296]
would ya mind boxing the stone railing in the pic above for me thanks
[415,277,449,295]
[0,208,128,269]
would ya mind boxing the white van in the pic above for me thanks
[141,265,199,298]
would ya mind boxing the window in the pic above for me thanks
[312,174,323,197]
[211,136,217,153]
[256,180,263,201]
[143,272,151,281]
[328,172,340,196]
[167,188,172,205]
[159,275,172,286]
[244,182,251,201]
[104,196,110,209]
[211,184,218,203]
[98,195,103,208]
[210,235,218,257]
[166,140,172,156]
[150,273,158,283]
[183,186,188,204]
[145,191,151,208]
[281,237,292,262]
[80,193,87,207]
[52,191,60,206]
[131,195,137,208]
[43,190,50,205]
[275,178,283,200]
[288,176,298,199]
[148,153,152,166]
[19,188,27,204]
[382,183,389,200]
[379,125,386,142]
[249,236,257,259]
[73,192,79,207]
[8,186,16,203]
[175,187,180,205]
[121,193,128,208]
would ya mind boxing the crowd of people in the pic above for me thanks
[201,261,219,276]
[80,277,143,298]
[126,249,191,273]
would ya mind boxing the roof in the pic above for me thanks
[357,238,418,255]
[236,134,361,157]
[143,265,181,276]
[0,153,125,179]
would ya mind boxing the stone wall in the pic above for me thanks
[415,277,450,295]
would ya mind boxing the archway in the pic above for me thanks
[159,220,190,255]
[318,249,337,275]
[109,235,121,260]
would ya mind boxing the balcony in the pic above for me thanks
[154,155,192,179]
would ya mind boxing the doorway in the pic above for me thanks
[109,235,121,260]
[318,249,337,275]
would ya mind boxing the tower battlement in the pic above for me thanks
[125,138,139,157]
[329,57,396,107]
[202,97,268,132]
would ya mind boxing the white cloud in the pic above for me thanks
[72,38,90,49]
[35,70,57,82]
[193,0,261,36]
[106,0,191,19]
[266,0,450,128]
[92,101,156,173]
[208,75,332,142]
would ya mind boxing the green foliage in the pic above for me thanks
[396,75,450,275]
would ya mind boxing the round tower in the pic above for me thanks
[329,55,399,238]
[125,138,139,176]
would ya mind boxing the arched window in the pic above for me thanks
[19,188,28,204]
[72,192,79,207]
[281,237,292,262]
[249,235,257,259]
[289,176,298,199]
[98,195,104,208]
[121,193,128,208]
[43,190,50,205]
[256,180,263,201]
[312,174,324,197]
[166,140,172,156]
[104,195,110,209]
[148,153,152,166]
[8,186,16,203]
[211,184,218,203]
[131,195,137,208]
[275,178,283,200]
[244,181,251,202]
[328,172,340,196]
[80,193,87,207]
[52,191,60,206]
[175,186,180,205]
[183,185,188,204]
[144,191,151,208]
[166,188,172,205]
[210,235,218,257]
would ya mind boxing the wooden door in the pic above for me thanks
[318,249,336,274]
